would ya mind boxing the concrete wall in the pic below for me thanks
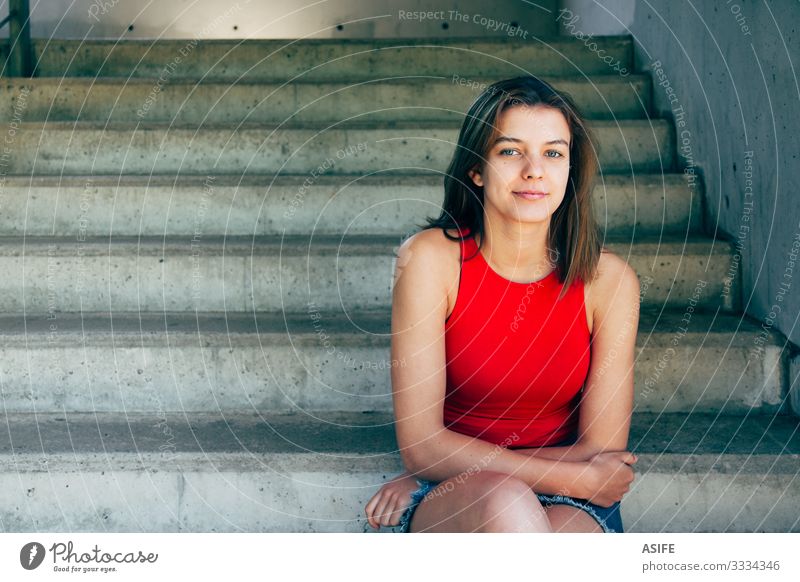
[0,0,558,39]
[562,0,800,361]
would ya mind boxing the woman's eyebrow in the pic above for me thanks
[490,136,570,147]
[491,136,523,147]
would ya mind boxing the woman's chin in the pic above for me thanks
[506,212,553,225]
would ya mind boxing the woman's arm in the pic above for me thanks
[517,251,641,463]
[514,441,599,462]
[390,233,635,503]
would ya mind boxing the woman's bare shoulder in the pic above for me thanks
[586,248,641,318]
[398,228,462,268]
[395,228,462,312]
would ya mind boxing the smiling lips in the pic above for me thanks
[512,190,548,200]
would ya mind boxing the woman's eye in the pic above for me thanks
[545,150,564,158]
[499,148,518,156]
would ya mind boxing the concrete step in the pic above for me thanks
[0,411,797,532]
[0,76,651,123]
[0,173,701,238]
[0,309,784,415]
[0,235,736,313]
[2,120,673,175]
[6,37,634,80]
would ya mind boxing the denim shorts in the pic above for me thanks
[395,478,623,533]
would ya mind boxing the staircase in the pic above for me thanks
[0,33,797,533]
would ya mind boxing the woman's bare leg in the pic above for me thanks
[544,505,604,532]
[409,471,552,533]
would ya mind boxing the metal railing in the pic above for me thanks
[1,0,32,76]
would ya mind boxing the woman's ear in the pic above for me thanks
[468,165,484,188]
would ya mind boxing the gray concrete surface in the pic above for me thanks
[2,121,673,175]
[0,235,736,312]
[0,411,797,532]
[0,76,652,123]
[0,310,786,415]
[0,173,701,237]
[4,37,632,80]
[1,0,560,41]
[561,0,800,357]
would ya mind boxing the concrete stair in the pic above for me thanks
[0,174,700,236]
[0,235,737,312]
[6,37,635,80]
[2,120,672,175]
[0,76,652,122]
[0,411,797,532]
[0,311,786,415]
[0,35,795,533]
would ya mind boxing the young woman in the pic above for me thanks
[365,76,640,533]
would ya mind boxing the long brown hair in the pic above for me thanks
[424,76,601,297]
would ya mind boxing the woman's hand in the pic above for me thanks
[580,451,638,507]
[364,471,420,530]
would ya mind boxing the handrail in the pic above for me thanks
[2,0,32,77]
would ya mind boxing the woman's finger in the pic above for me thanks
[364,493,379,518]
[378,501,394,527]
[381,496,401,527]
[374,496,393,527]
[380,493,403,527]
[365,492,385,529]
[387,500,406,526]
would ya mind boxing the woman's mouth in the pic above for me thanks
[512,191,548,200]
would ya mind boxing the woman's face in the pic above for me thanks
[469,104,571,226]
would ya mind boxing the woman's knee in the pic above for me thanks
[471,472,551,532]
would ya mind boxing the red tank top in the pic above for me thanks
[443,228,591,449]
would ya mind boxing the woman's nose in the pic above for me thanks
[523,155,544,179]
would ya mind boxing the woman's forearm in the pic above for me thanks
[513,440,599,462]
[403,428,589,498]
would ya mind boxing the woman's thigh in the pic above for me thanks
[544,504,604,533]
[409,471,552,533]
